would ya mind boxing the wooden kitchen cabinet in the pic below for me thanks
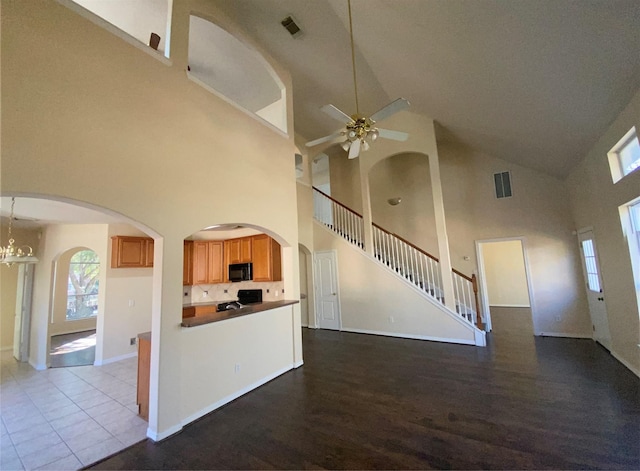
[182,304,216,319]
[251,234,282,282]
[137,332,151,421]
[183,241,193,285]
[226,237,253,264]
[192,241,224,285]
[111,236,154,268]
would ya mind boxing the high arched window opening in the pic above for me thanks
[66,249,100,321]
[188,15,287,133]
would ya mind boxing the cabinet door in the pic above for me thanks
[228,239,242,264]
[207,241,224,283]
[252,234,272,282]
[183,241,194,285]
[112,237,146,268]
[192,241,209,285]
[145,239,154,267]
[240,237,252,263]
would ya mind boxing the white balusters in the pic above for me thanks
[313,188,364,248]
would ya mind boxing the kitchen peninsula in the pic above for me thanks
[181,299,299,328]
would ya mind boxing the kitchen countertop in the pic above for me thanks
[181,300,299,328]
[182,300,234,309]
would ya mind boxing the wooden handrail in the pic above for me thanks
[312,186,363,218]
[472,274,482,327]
[372,222,440,263]
[452,267,472,282]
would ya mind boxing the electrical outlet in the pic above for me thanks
[389,316,395,323]
[128,299,135,307]
[184,292,188,297]
[267,289,270,293]
[224,289,228,293]
[130,337,136,346]
[234,363,241,373]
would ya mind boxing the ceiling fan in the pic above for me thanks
[305,0,410,159]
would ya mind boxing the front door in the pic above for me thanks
[314,250,341,330]
[577,229,611,350]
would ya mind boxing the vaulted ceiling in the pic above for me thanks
[211,0,640,178]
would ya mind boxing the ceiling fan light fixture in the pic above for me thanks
[361,139,370,152]
[341,140,351,151]
[369,128,379,141]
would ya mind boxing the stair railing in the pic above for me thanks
[372,223,443,301]
[312,187,481,327]
[313,187,364,248]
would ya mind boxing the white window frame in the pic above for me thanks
[608,127,640,183]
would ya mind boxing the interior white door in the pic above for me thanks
[314,250,341,330]
[577,229,612,350]
[13,264,34,362]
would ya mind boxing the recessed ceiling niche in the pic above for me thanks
[188,15,287,133]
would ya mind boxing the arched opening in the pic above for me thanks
[298,243,314,328]
[368,152,438,258]
[49,247,101,367]
[188,15,287,133]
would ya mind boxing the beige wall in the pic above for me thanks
[567,88,640,375]
[481,240,530,307]
[0,225,41,351]
[313,223,481,345]
[369,152,438,257]
[2,0,301,439]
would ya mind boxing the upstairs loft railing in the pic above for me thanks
[312,186,481,327]
[313,187,364,248]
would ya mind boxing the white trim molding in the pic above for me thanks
[536,332,592,339]
[94,351,137,366]
[341,327,476,346]
[611,349,640,378]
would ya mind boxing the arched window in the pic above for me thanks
[66,250,100,321]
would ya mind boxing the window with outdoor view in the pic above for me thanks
[66,250,100,321]
[608,127,640,183]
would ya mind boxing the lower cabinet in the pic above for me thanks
[136,332,151,421]
[182,305,217,319]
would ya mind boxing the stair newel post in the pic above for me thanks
[472,274,482,327]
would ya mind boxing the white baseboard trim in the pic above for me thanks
[178,364,294,432]
[147,424,182,442]
[611,350,640,378]
[293,360,304,368]
[301,323,308,327]
[0,346,13,352]
[94,351,137,366]
[536,332,592,339]
[341,327,476,346]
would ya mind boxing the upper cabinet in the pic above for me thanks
[226,237,252,264]
[183,241,194,286]
[111,236,154,268]
[252,234,282,282]
[184,234,281,285]
[192,241,224,285]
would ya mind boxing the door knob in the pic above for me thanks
[597,297,604,301]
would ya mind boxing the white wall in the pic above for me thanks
[567,88,640,376]
[481,240,530,307]
[3,0,300,439]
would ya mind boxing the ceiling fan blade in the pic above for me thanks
[377,128,409,142]
[370,98,410,123]
[348,139,361,159]
[321,104,353,123]
[305,131,345,147]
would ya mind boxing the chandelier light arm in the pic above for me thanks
[1,197,39,266]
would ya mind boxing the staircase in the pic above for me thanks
[313,187,481,328]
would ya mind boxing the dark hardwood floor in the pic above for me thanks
[89,328,639,470]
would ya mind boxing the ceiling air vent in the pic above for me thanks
[494,171,512,199]
[281,16,302,38]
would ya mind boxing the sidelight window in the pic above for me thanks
[608,127,640,183]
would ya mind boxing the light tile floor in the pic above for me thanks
[1,352,147,470]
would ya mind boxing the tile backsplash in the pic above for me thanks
[184,281,285,305]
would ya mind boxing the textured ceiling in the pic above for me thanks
[210,0,640,178]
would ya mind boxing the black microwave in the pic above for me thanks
[229,263,252,282]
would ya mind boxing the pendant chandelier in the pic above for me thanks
[1,198,39,266]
